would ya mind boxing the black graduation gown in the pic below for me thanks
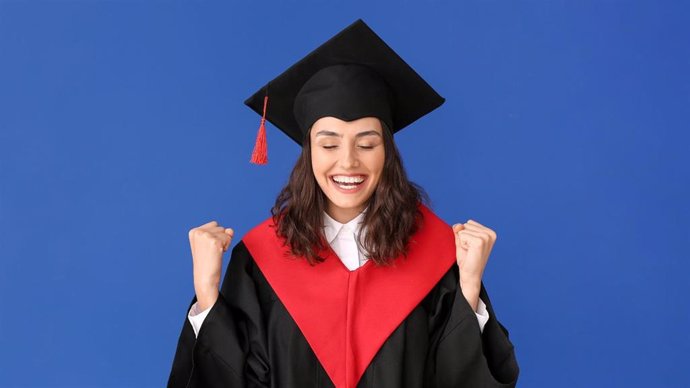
[168,205,519,388]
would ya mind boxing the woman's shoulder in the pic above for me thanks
[243,213,278,242]
[222,239,279,307]
[228,214,282,269]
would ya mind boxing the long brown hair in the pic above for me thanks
[270,120,430,266]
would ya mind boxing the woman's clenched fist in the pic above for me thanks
[452,219,497,312]
[188,221,234,311]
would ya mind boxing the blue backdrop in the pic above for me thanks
[1,1,688,387]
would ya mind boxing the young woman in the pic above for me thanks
[168,19,519,388]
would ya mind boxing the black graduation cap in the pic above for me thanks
[244,18,445,164]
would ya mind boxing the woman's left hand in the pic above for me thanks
[452,220,497,310]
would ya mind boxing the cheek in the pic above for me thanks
[311,152,332,183]
[370,151,385,176]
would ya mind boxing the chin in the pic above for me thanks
[330,195,370,211]
[318,177,377,217]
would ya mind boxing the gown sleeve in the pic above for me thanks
[426,265,520,387]
[167,241,270,388]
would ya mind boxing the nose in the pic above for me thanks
[339,143,359,169]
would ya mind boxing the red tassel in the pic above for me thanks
[250,95,269,165]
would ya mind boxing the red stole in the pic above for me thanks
[243,202,456,388]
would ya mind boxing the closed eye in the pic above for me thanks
[321,145,376,150]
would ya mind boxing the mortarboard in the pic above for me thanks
[244,18,445,164]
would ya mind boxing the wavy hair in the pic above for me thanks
[270,120,430,266]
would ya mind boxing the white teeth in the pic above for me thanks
[332,175,365,184]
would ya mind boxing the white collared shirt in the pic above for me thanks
[322,208,369,271]
[188,209,490,336]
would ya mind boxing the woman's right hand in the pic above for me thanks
[188,221,234,311]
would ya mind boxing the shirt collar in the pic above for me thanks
[323,206,368,244]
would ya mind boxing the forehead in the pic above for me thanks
[311,116,382,135]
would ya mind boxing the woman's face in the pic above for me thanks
[310,116,385,224]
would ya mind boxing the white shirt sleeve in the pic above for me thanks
[187,301,213,338]
[475,297,489,333]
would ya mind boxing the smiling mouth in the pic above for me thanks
[331,175,367,190]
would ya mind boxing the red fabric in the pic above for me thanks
[243,202,457,388]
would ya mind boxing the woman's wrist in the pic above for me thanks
[459,276,481,312]
[195,289,219,311]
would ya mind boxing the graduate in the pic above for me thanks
[168,19,519,388]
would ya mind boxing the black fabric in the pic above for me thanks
[243,18,446,146]
[293,64,395,140]
[167,241,519,388]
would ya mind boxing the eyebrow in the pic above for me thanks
[315,130,382,138]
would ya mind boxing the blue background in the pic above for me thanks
[1,1,688,387]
